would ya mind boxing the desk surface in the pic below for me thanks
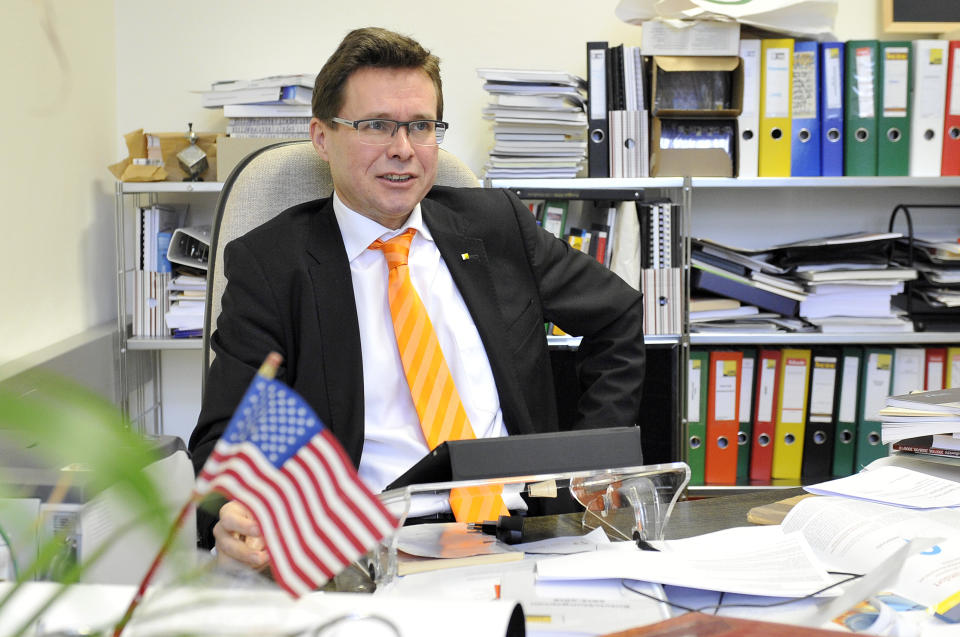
[522,488,807,543]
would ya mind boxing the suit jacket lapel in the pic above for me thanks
[422,198,536,435]
[304,200,365,461]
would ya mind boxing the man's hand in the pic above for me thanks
[213,500,270,571]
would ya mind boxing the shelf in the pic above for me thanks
[488,176,960,190]
[126,336,202,350]
[486,177,685,194]
[690,331,960,345]
[548,334,681,348]
[687,482,803,498]
[692,176,960,189]
[119,182,224,194]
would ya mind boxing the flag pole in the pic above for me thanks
[112,352,283,637]
[111,497,196,637]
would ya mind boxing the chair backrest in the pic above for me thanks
[202,140,479,381]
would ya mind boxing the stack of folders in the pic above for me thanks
[585,42,650,178]
[690,232,917,334]
[690,238,809,333]
[477,68,587,179]
[892,235,960,331]
[744,38,960,177]
[200,73,315,139]
[640,201,681,335]
[882,386,960,459]
[133,204,187,338]
[687,345,910,486]
[164,226,210,339]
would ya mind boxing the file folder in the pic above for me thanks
[705,350,742,485]
[892,347,925,396]
[791,40,821,176]
[820,42,845,176]
[736,348,757,481]
[832,347,862,477]
[854,347,893,470]
[586,41,610,177]
[771,348,811,481]
[947,347,960,388]
[738,39,762,178]
[909,40,948,177]
[877,41,912,176]
[749,349,781,483]
[686,350,709,486]
[801,348,840,481]
[925,346,946,390]
[759,39,794,176]
[942,41,960,176]
[844,40,879,176]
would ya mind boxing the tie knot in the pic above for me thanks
[371,228,416,270]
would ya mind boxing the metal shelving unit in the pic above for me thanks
[113,181,223,434]
[486,175,960,497]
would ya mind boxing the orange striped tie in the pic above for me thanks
[370,229,508,523]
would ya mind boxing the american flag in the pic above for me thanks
[195,367,398,597]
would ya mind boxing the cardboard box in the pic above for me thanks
[216,136,303,181]
[651,56,743,118]
[641,20,740,56]
[650,117,737,178]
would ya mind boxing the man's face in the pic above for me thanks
[311,67,440,229]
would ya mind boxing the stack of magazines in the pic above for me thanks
[880,387,960,458]
[477,68,587,179]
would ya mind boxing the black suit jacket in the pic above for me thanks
[190,186,645,546]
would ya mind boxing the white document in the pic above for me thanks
[804,465,960,508]
[536,525,837,598]
[782,495,960,607]
[713,358,738,421]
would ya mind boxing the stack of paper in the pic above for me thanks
[892,235,960,331]
[689,233,919,334]
[477,68,588,179]
[880,387,960,457]
[199,73,315,139]
[165,274,206,338]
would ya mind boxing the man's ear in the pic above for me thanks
[310,117,330,161]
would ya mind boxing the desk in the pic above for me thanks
[520,488,806,543]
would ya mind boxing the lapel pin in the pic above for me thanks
[461,252,472,261]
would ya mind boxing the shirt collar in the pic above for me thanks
[332,191,433,262]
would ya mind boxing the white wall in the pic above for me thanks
[0,0,116,366]
[114,0,648,175]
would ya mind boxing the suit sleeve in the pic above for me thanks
[189,237,288,547]
[507,191,646,430]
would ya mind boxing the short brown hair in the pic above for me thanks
[312,27,443,122]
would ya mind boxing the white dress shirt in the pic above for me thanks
[332,193,505,493]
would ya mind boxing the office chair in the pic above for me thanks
[202,140,479,388]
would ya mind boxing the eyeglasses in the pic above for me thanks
[331,117,449,146]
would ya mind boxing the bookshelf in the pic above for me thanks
[113,181,221,435]
[487,175,960,494]
[113,176,960,489]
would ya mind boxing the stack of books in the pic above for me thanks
[477,68,588,179]
[133,204,187,338]
[164,226,210,338]
[200,73,315,139]
[881,387,960,458]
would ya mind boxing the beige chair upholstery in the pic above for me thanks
[202,140,479,380]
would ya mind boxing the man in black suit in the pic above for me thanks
[190,27,645,570]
